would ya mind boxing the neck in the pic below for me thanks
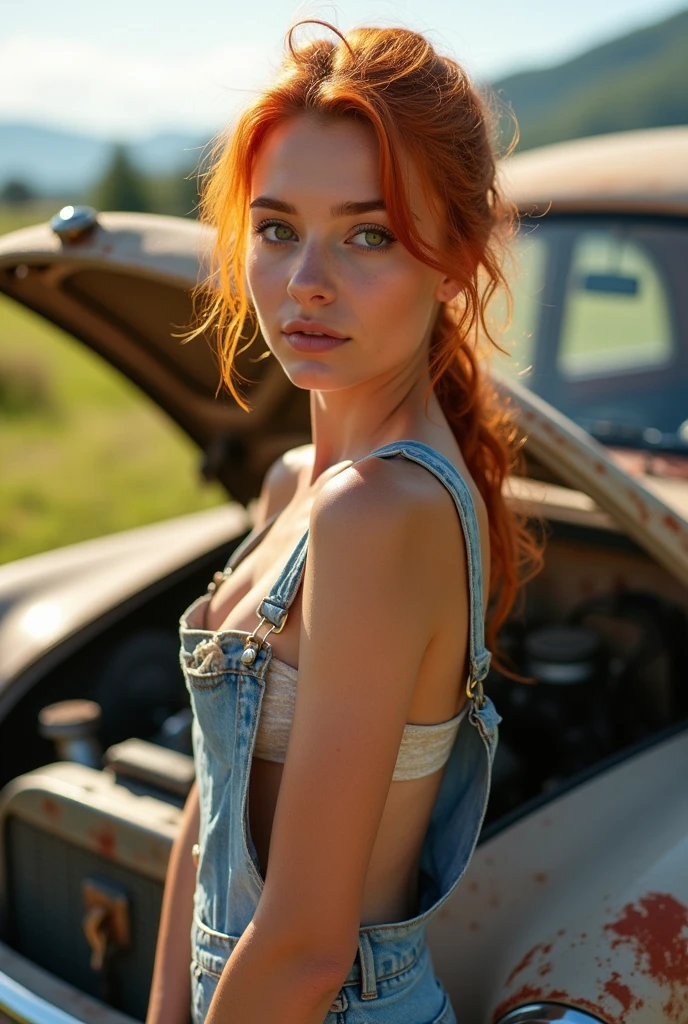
[308,359,445,483]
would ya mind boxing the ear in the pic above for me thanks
[434,274,461,303]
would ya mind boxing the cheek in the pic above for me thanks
[245,246,275,306]
[350,257,438,336]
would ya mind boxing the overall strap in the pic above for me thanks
[256,530,309,632]
[358,441,492,692]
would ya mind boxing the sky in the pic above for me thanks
[2,0,686,140]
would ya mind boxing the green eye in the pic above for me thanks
[349,227,394,250]
[275,224,294,241]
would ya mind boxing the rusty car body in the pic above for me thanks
[0,128,687,1023]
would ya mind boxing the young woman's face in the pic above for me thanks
[246,113,457,392]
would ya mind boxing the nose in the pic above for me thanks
[287,242,336,306]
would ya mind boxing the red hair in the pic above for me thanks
[187,21,542,660]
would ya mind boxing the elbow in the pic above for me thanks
[310,943,356,988]
[250,918,355,995]
[294,949,353,1001]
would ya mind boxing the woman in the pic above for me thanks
[147,21,539,1024]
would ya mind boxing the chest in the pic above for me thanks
[205,516,310,667]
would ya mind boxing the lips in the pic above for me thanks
[281,320,350,354]
[282,320,349,340]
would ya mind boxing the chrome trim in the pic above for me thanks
[49,205,98,242]
[0,969,83,1024]
[496,1004,605,1024]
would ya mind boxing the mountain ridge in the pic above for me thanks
[491,7,688,151]
[2,7,687,193]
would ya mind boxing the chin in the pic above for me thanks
[272,354,350,393]
[277,358,351,392]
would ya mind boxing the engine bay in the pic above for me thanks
[1,494,687,824]
[0,484,687,1021]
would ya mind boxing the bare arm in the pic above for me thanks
[203,458,455,1023]
[146,781,199,1024]
[146,448,307,1023]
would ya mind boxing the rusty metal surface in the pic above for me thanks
[499,126,688,215]
[500,376,688,587]
[0,762,179,886]
[0,212,214,286]
[427,728,688,1023]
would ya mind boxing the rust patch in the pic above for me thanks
[492,983,544,1022]
[42,798,60,820]
[604,892,688,1021]
[89,826,116,858]
[533,872,547,884]
[603,972,644,1015]
[594,462,607,474]
[604,893,688,987]
[505,941,554,987]
[663,514,681,533]
[468,880,479,892]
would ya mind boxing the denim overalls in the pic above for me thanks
[178,441,501,1023]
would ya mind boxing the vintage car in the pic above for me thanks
[0,189,687,1024]
[497,125,688,464]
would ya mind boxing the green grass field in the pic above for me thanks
[0,201,61,235]
[0,204,226,566]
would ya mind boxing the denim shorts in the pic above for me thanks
[190,916,457,1024]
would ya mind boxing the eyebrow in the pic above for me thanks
[249,196,386,217]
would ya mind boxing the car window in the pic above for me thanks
[490,229,547,379]
[557,231,674,378]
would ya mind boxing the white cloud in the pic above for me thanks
[0,34,273,139]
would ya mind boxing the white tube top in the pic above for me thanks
[255,655,467,781]
[191,593,466,782]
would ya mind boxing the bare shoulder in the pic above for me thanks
[312,452,465,553]
[255,444,314,523]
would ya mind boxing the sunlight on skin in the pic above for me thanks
[246,114,461,402]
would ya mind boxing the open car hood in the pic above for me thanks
[0,211,311,505]
[1,208,687,589]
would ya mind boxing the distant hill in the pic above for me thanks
[491,7,688,152]
[2,7,687,195]
[0,123,208,197]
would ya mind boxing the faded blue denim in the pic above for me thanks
[179,441,501,1023]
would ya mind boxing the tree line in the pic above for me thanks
[0,143,201,218]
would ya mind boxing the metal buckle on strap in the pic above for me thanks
[240,613,288,666]
[466,675,486,709]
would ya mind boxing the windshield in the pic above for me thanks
[492,215,688,454]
